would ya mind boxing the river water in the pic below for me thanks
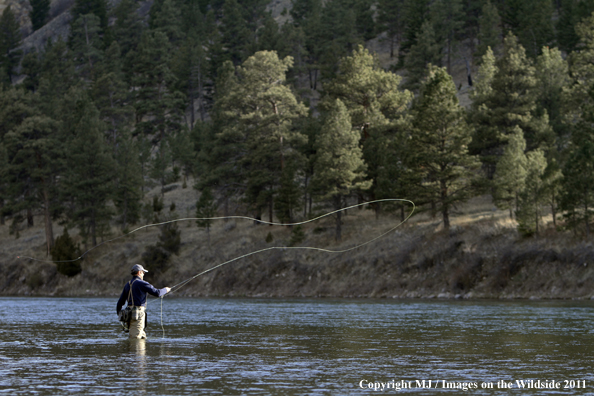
[0,297,593,395]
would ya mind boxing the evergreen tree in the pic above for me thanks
[149,0,183,44]
[430,0,464,73]
[516,149,547,235]
[493,126,527,219]
[312,99,370,241]
[560,127,594,238]
[172,29,209,126]
[476,0,502,60]
[499,0,554,57]
[376,0,405,58]
[534,46,570,147]
[401,0,430,55]
[404,20,441,90]
[408,65,481,229]
[317,0,360,80]
[108,0,145,68]
[195,186,217,240]
[71,0,108,32]
[69,13,103,80]
[218,0,252,66]
[92,41,134,150]
[274,165,302,224]
[0,6,22,85]
[20,51,41,93]
[289,0,324,90]
[131,30,185,193]
[557,0,594,53]
[52,228,81,277]
[61,90,115,247]
[30,0,50,31]
[113,131,142,230]
[257,13,283,53]
[469,34,551,178]
[213,52,308,221]
[1,88,60,254]
[324,46,412,206]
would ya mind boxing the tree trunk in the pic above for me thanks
[42,185,54,256]
[335,194,342,241]
[441,180,450,230]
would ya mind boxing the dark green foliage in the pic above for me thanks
[408,65,481,229]
[265,231,273,243]
[289,225,305,246]
[61,91,115,247]
[404,20,441,90]
[376,0,405,58]
[152,195,164,214]
[141,245,171,273]
[142,222,181,273]
[0,6,22,85]
[52,228,82,277]
[30,0,50,31]
[196,187,217,232]
[71,0,108,31]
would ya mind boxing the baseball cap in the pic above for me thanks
[131,264,149,274]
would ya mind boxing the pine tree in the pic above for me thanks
[324,45,412,208]
[113,131,142,231]
[400,0,430,56]
[30,0,50,31]
[560,127,594,238]
[430,0,464,73]
[218,0,252,66]
[408,65,481,229]
[69,13,103,80]
[92,41,134,150]
[476,0,502,60]
[376,0,405,58]
[108,0,144,63]
[0,6,22,85]
[61,90,115,247]
[195,186,217,240]
[469,34,551,179]
[274,165,302,224]
[499,0,554,57]
[1,88,59,254]
[131,30,185,194]
[404,20,441,90]
[534,46,569,146]
[71,0,108,32]
[312,99,370,241]
[149,0,183,44]
[493,126,527,219]
[213,51,308,221]
[172,29,209,127]
[557,0,594,53]
[516,149,547,236]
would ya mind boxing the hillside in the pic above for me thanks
[2,177,594,300]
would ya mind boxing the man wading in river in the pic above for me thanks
[116,264,171,339]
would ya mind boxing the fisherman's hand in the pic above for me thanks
[165,287,171,293]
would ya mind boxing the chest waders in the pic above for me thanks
[118,279,146,332]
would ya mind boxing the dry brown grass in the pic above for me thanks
[1,180,592,299]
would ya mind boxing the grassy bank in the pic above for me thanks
[1,186,593,300]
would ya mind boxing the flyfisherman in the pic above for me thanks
[116,264,171,339]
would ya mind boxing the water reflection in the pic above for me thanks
[1,298,594,394]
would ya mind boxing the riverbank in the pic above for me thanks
[1,192,593,300]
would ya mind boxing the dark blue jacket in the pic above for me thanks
[116,276,168,314]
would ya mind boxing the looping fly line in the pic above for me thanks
[17,198,414,339]
[167,198,415,294]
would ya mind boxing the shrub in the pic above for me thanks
[51,228,82,277]
[289,225,305,246]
